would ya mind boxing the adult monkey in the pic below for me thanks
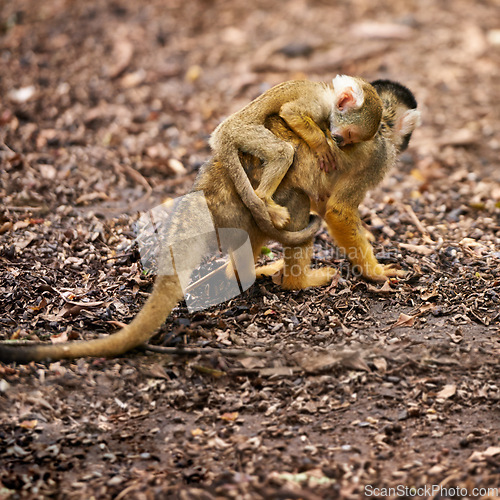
[0,80,420,363]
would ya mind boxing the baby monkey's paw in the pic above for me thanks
[266,200,290,229]
[315,135,337,173]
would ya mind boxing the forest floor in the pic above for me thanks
[0,0,499,498]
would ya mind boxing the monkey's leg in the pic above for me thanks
[280,242,337,290]
[324,202,405,282]
[242,128,295,228]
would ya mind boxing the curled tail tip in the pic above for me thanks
[273,213,321,246]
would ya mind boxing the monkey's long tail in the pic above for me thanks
[0,275,184,363]
[224,149,321,246]
[0,192,216,364]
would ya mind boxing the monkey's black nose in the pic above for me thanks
[333,134,345,146]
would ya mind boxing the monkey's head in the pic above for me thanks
[371,79,421,152]
[330,75,383,147]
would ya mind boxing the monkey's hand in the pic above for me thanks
[279,108,336,173]
[316,143,336,173]
[316,135,337,173]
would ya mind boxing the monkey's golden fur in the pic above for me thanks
[0,80,419,363]
[209,78,383,233]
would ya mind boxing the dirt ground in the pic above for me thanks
[0,0,499,498]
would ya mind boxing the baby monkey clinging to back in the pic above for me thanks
[209,75,383,232]
[0,79,420,364]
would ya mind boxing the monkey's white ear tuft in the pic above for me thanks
[332,75,364,110]
[398,109,421,136]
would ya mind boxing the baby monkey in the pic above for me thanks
[209,75,383,230]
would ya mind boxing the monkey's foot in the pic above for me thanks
[361,225,375,243]
[255,259,284,278]
[361,263,406,282]
[266,200,290,229]
[282,266,337,290]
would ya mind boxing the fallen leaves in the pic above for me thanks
[18,420,38,430]
[469,446,500,462]
[399,243,435,256]
[294,348,370,373]
[391,313,416,329]
[436,384,457,401]
[108,39,134,79]
[220,412,239,422]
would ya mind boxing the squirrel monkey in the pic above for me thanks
[256,79,421,285]
[0,80,419,364]
[209,75,382,231]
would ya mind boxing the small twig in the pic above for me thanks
[400,203,435,244]
[3,206,47,212]
[185,261,230,293]
[113,162,153,209]
[142,343,269,357]
[48,286,106,308]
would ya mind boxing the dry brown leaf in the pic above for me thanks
[14,233,36,251]
[418,304,438,316]
[400,243,435,256]
[483,446,500,457]
[145,364,171,380]
[0,221,13,234]
[19,420,38,430]
[296,349,370,373]
[167,158,187,176]
[109,39,134,78]
[351,21,414,40]
[259,366,294,377]
[469,446,500,462]
[238,357,266,369]
[50,330,69,344]
[372,357,388,373]
[29,297,48,312]
[367,281,396,294]
[436,384,456,400]
[75,192,110,205]
[220,412,238,422]
[391,313,416,329]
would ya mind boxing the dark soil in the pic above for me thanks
[0,0,499,498]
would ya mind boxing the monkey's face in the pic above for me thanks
[330,75,383,147]
[330,124,363,147]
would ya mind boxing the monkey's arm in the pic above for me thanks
[279,103,335,172]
